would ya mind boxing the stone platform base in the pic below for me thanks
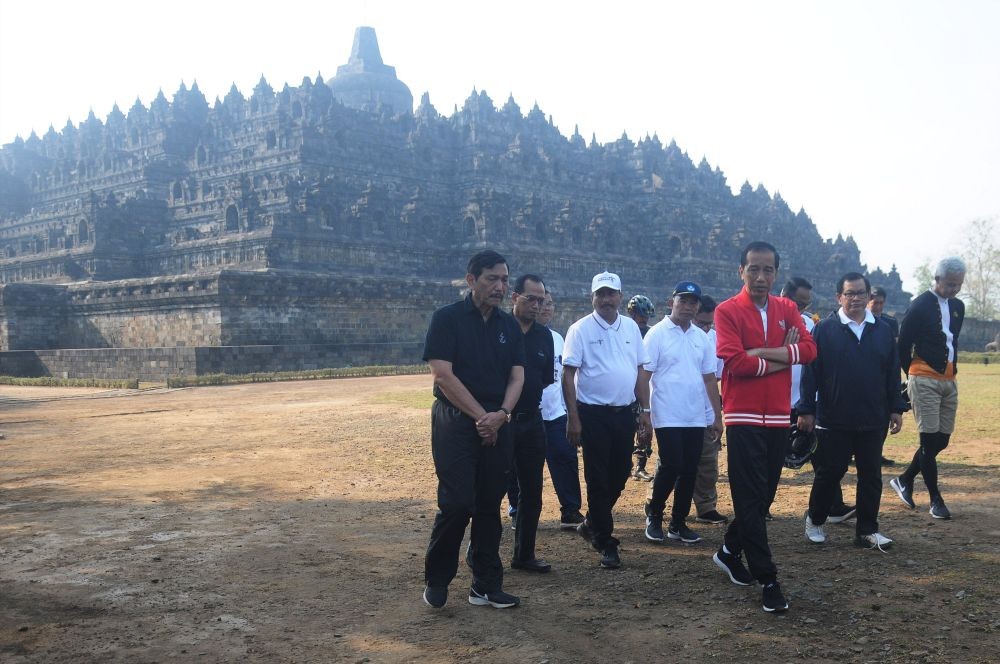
[0,341,424,382]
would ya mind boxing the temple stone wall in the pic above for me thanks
[0,342,425,382]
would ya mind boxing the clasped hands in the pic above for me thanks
[476,410,508,446]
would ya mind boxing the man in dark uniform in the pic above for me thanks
[869,285,901,467]
[628,294,656,481]
[422,250,526,609]
[507,274,556,572]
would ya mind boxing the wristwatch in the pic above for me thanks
[639,407,651,413]
[499,407,512,422]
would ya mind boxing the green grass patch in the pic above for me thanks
[0,375,139,389]
[958,351,1000,365]
[370,389,435,409]
[165,364,430,388]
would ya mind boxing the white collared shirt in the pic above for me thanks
[643,318,717,428]
[933,291,956,362]
[790,313,815,408]
[540,328,567,420]
[563,311,649,407]
[837,307,876,341]
[704,328,723,424]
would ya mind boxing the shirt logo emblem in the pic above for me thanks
[778,320,787,330]
[499,332,507,344]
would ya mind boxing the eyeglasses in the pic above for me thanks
[518,294,546,305]
[840,291,870,300]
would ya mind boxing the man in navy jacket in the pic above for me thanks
[797,273,907,550]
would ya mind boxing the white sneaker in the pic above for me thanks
[804,511,826,543]
[855,532,893,551]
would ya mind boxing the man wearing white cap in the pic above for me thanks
[562,271,652,569]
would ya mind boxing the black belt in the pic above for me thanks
[577,401,637,414]
[511,410,541,422]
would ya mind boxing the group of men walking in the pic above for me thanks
[420,243,967,614]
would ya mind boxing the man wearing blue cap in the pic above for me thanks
[639,282,723,545]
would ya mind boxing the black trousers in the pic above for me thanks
[723,425,786,585]
[647,426,705,523]
[578,402,637,550]
[425,400,513,592]
[511,411,547,562]
[809,428,884,536]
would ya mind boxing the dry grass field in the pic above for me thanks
[1,365,998,663]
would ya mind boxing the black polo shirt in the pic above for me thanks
[513,320,555,415]
[423,294,526,407]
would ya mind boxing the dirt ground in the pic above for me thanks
[1,373,998,663]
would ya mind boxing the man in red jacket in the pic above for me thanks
[711,241,816,613]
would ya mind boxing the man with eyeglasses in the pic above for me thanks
[797,273,905,551]
[505,274,556,573]
[691,295,730,525]
[780,277,856,525]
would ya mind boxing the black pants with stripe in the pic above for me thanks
[723,425,786,585]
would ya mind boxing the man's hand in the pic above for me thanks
[709,416,724,441]
[567,412,583,447]
[797,413,815,433]
[783,326,800,345]
[476,411,507,439]
[888,413,903,435]
[637,411,652,444]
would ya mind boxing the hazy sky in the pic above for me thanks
[1,0,998,292]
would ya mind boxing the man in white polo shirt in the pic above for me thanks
[563,271,652,569]
[640,281,723,545]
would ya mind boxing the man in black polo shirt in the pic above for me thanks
[508,274,555,572]
[422,250,526,610]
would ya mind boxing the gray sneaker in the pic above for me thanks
[804,511,826,544]
[929,496,952,520]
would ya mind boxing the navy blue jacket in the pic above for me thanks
[798,312,907,430]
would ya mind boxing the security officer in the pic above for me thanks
[421,250,526,610]
[508,274,555,572]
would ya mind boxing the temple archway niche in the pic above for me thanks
[225,205,240,232]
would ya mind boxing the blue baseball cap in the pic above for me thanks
[672,281,702,300]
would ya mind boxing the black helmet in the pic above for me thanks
[784,422,818,470]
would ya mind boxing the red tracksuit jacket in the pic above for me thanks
[715,288,817,427]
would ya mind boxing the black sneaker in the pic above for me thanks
[632,468,654,481]
[560,510,585,530]
[762,582,789,613]
[694,510,729,524]
[713,548,753,586]
[645,514,665,542]
[827,504,857,524]
[764,510,774,521]
[881,456,896,466]
[667,522,702,544]
[576,519,594,546]
[468,586,520,609]
[600,543,621,569]
[929,496,952,519]
[423,585,447,608]
[890,477,916,509]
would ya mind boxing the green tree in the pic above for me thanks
[913,260,934,295]
[960,217,1000,320]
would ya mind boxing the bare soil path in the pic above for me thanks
[1,372,998,663]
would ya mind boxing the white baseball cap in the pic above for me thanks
[591,271,622,293]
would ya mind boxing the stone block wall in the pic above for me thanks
[0,342,425,381]
[0,283,67,350]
